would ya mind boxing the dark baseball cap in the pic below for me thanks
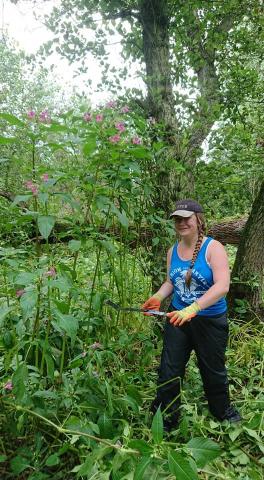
[170,199,204,218]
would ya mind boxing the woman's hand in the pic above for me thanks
[167,302,201,326]
[141,293,162,316]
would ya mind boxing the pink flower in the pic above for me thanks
[132,137,142,145]
[27,110,36,119]
[39,110,51,123]
[25,181,38,195]
[95,114,103,123]
[83,112,92,122]
[115,122,126,133]
[106,100,116,108]
[42,173,49,182]
[109,134,121,144]
[90,342,103,350]
[31,185,38,195]
[25,180,34,189]
[16,289,25,298]
[45,267,56,278]
[4,381,13,391]
[121,106,129,113]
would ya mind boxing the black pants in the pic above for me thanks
[152,308,230,424]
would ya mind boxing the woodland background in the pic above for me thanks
[0,0,263,479]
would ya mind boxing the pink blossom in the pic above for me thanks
[121,106,129,113]
[16,289,25,298]
[42,173,49,182]
[4,381,13,391]
[39,110,51,123]
[106,100,116,108]
[25,181,38,195]
[95,114,103,123]
[83,112,92,122]
[90,342,103,350]
[27,110,36,119]
[132,136,142,145]
[31,186,38,195]
[45,267,56,278]
[109,134,121,144]
[115,122,126,133]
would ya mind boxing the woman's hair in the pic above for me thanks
[185,213,206,288]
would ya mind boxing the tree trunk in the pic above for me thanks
[228,181,264,318]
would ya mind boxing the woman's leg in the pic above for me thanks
[152,319,192,428]
[190,313,231,419]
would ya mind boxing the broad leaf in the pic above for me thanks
[151,407,163,444]
[168,451,198,480]
[68,240,82,252]
[187,437,221,468]
[0,112,24,127]
[133,456,151,480]
[37,215,56,239]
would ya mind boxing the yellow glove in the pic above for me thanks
[167,302,201,326]
[142,293,163,316]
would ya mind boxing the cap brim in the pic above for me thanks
[170,210,194,218]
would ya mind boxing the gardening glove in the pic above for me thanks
[141,293,162,316]
[167,302,201,326]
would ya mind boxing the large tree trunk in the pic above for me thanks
[228,181,264,319]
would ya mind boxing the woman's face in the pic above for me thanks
[174,214,199,237]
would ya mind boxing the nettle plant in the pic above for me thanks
[0,106,223,479]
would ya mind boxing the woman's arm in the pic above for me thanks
[195,240,230,310]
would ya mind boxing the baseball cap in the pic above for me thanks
[170,199,203,218]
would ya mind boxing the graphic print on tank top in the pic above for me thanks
[172,268,210,305]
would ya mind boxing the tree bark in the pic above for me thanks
[228,181,264,319]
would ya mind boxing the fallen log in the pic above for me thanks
[0,191,248,245]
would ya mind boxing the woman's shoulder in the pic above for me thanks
[206,238,227,261]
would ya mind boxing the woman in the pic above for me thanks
[142,199,241,432]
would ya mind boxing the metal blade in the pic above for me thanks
[105,300,167,317]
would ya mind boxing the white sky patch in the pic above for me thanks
[1,0,145,105]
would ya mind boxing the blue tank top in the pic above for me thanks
[170,237,227,317]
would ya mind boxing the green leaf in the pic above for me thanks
[151,407,163,444]
[83,137,97,156]
[168,451,198,480]
[0,112,24,127]
[37,215,56,239]
[15,272,36,285]
[10,455,29,474]
[33,390,58,400]
[13,194,32,205]
[0,455,7,462]
[0,305,13,327]
[187,437,221,468]
[52,311,79,344]
[98,413,113,438]
[12,363,28,401]
[133,456,151,480]
[20,289,38,316]
[0,136,17,144]
[128,440,153,456]
[45,454,60,467]
[68,240,82,252]
[116,209,129,229]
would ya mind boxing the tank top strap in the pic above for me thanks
[200,236,213,252]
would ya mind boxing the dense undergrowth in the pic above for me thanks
[0,243,263,480]
[0,107,263,479]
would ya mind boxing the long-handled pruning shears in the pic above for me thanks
[105,299,167,317]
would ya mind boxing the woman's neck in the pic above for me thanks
[180,234,200,248]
